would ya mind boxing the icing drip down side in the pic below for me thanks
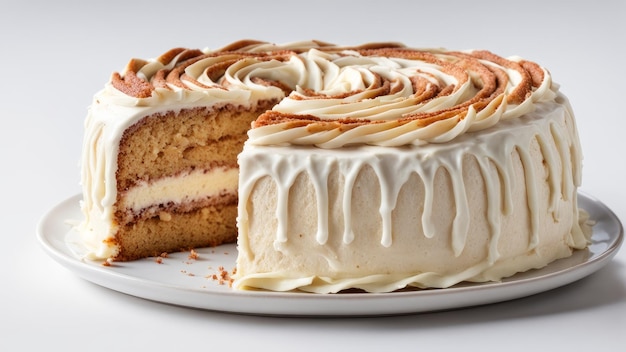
[235,98,590,293]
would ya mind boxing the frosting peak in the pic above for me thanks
[251,48,556,148]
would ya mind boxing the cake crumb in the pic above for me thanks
[188,249,199,260]
[154,252,168,264]
[208,266,235,287]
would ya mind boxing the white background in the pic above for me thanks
[2,0,625,350]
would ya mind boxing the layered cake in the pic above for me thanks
[79,40,591,292]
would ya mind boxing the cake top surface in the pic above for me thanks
[102,40,559,148]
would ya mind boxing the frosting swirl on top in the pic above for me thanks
[107,40,558,147]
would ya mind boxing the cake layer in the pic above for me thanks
[234,99,590,293]
[113,203,238,261]
[116,105,268,192]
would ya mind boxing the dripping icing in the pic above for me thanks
[238,98,584,259]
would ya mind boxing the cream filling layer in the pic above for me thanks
[120,167,239,212]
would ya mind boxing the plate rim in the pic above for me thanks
[36,191,624,316]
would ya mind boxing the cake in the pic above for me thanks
[79,40,591,293]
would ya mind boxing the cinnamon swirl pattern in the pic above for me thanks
[107,40,557,148]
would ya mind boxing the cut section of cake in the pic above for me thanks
[79,43,286,261]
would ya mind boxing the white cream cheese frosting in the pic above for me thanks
[235,98,590,293]
[245,48,557,148]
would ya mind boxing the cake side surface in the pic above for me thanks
[235,100,589,293]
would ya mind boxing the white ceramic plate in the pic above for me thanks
[37,192,623,317]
